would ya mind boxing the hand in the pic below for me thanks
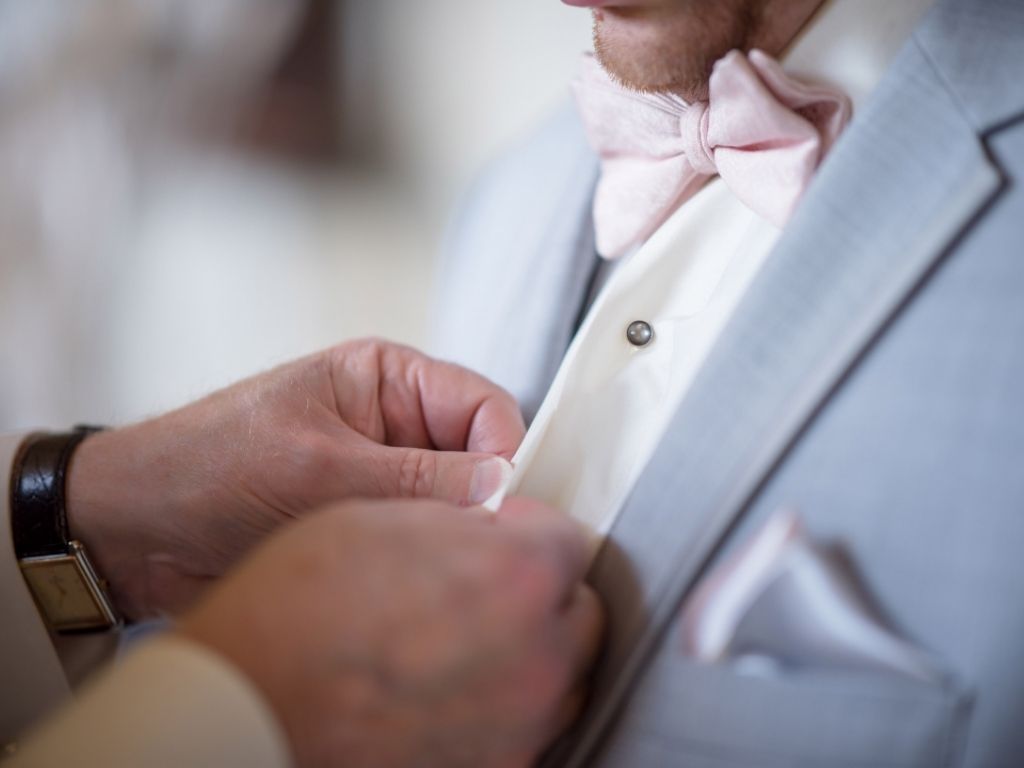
[66,339,525,619]
[179,496,604,768]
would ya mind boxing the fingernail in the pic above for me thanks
[469,457,513,506]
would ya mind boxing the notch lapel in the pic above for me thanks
[552,1,1022,763]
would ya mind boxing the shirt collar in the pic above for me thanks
[783,0,937,111]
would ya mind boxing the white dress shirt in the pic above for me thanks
[498,0,936,551]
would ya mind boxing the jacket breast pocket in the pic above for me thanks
[598,653,973,768]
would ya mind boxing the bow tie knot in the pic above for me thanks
[680,102,716,176]
[573,49,852,259]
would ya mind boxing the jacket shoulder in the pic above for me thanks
[449,100,596,247]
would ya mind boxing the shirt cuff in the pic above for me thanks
[9,636,292,768]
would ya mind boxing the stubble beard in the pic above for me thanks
[592,2,762,102]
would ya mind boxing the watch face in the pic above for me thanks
[20,551,117,631]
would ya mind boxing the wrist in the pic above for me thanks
[65,416,229,619]
[10,427,121,631]
[65,425,166,618]
[66,427,137,545]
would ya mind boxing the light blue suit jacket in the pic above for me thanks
[434,1,1024,765]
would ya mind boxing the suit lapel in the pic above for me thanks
[434,104,600,422]
[552,1,1022,763]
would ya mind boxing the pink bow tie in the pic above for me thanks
[573,49,852,259]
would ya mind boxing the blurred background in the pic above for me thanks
[0,0,591,431]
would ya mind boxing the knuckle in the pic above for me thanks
[516,520,583,576]
[547,520,588,571]
[582,585,606,629]
[496,386,522,415]
[506,545,564,614]
[397,449,437,498]
[343,336,385,352]
[360,336,389,359]
[329,337,386,368]
[325,338,364,367]
[523,648,575,712]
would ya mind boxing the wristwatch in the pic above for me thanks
[10,427,120,632]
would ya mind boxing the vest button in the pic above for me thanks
[626,320,654,347]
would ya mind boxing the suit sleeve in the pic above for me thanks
[0,433,72,744]
[1,431,119,744]
[8,636,292,767]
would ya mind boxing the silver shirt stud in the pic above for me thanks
[626,320,654,348]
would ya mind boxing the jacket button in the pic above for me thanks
[626,320,654,347]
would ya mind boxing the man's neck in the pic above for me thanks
[752,0,829,61]
[680,0,829,102]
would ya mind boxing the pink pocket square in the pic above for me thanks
[680,509,944,682]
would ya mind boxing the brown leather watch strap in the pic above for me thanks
[10,426,104,558]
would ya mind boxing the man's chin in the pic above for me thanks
[592,18,711,101]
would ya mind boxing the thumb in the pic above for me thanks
[376,447,514,505]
